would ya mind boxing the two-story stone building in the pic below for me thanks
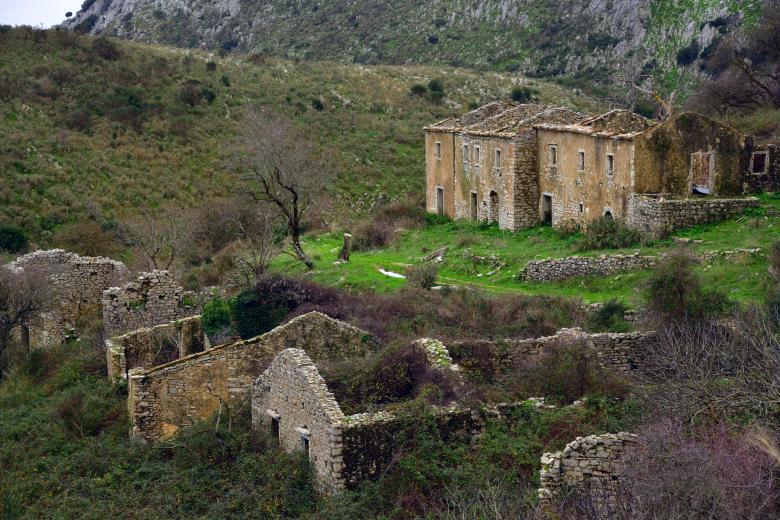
[426,103,760,232]
[425,103,583,231]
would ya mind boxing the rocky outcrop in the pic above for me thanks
[61,0,760,81]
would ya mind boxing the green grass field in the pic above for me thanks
[272,194,780,305]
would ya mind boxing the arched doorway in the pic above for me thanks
[489,191,499,224]
[604,209,614,220]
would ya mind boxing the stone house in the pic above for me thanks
[745,142,780,193]
[427,104,759,233]
[536,110,751,226]
[425,103,583,230]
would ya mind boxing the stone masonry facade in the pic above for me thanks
[102,270,204,339]
[106,315,206,382]
[538,432,639,510]
[627,194,759,237]
[128,312,378,442]
[519,247,763,282]
[7,249,129,348]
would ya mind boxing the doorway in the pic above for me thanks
[470,192,478,220]
[542,194,552,225]
[488,191,499,223]
[436,187,444,216]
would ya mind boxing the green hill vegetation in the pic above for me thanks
[0,26,599,243]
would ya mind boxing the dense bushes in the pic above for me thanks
[577,216,640,251]
[0,226,27,253]
[586,299,631,333]
[201,296,232,337]
[352,199,425,251]
[406,263,438,289]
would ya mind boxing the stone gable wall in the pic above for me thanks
[106,315,205,382]
[539,432,639,510]
[128,312,377,441]
[102,271,203,339]
[252,348,346,492]
[519,248,762,282]
[8,249,129,348]
[448,328,654,377]
[627,195,759,237]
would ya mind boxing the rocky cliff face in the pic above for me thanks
[62,0,764,80]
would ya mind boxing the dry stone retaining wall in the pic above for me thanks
[539,432,639,510]
[449,328,654,377]
[520,248,762,282]
[7,249,129,348]
[102,270,203,339]
[106,315,205,382]
[128,312,378,442]
[627,195,758,237]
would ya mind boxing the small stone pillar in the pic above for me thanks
[340,233,352,262]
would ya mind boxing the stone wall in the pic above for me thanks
[627,195,759,237]
[519,248,762,282]
[7,249,129,348]
[745,143,780,193]
[106,315,205,382]
[102,270,203,339]
[448,328,654,377]
[252,348,482,493]
[538,432,639,510]
[128,312,378,442]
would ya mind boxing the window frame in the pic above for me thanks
[605,153,615,176]
[577,150,585,172]
[548,144,558,166]
[751,151,769,175]
[435,141,442,160]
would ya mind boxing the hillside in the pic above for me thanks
[64,0,765,85]
[0,27,599,240]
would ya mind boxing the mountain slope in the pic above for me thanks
[0,27,598,239]
[63,0,765,82]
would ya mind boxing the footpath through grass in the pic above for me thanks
[274,194,780,305]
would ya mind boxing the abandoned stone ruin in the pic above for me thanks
[127,312,378,441]
[7,249,129,349]
[102,270,204,339]
[538,432,639,511]
[425,103,773,233]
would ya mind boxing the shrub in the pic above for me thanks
[577,216,640,251]
[54,386,120,437]
[427,35,439,44]
[587,299,631,333]
[202,297,233,337]
[510,86,534,102]
[643,249,730,322]
[221,75,231,87]
[179,80,203,107]
[201,87,217,104]
[676,40,701,66]
[427,79,445,102]
[80,0,96,11]
[91,38,120,60]
[406,264,438,289]
[352,219,397,250]
[515,339,630,404]
[206,61,217,72]
[409,83,427,97]
[52,221,120,257]
[64,106,92,132]
[0,226,27,253]
[311,98,324,111]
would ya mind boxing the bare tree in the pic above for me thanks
[235,108,332,269]
[234,205,286,285]
[0,266,49,373]
[123,207,188,271]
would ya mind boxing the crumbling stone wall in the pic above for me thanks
[745,143,780,193]
[8,249,129,348]
[519,248,762,282]
[252,348,347,492]
[128,312,377,441]
[538,432,639,510]
[106,315,205,382]
[102,271,203,339]
[449,328,655,377]
[627,194,759,237]
[252,348,481,493]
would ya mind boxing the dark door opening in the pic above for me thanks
[604,210,614,220]
[436,187,444,216]
[20,324,30,350]
[542,195,552,225]
[271,417,279,439]
[301,436,310,460]
[488,191,499,223]
[470,193,478,220]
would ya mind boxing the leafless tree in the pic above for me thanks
[122,207,188,271]
[235,108,332,269]
[0,266,49,374]
[233,205,286,286]
[641,307,780,426]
